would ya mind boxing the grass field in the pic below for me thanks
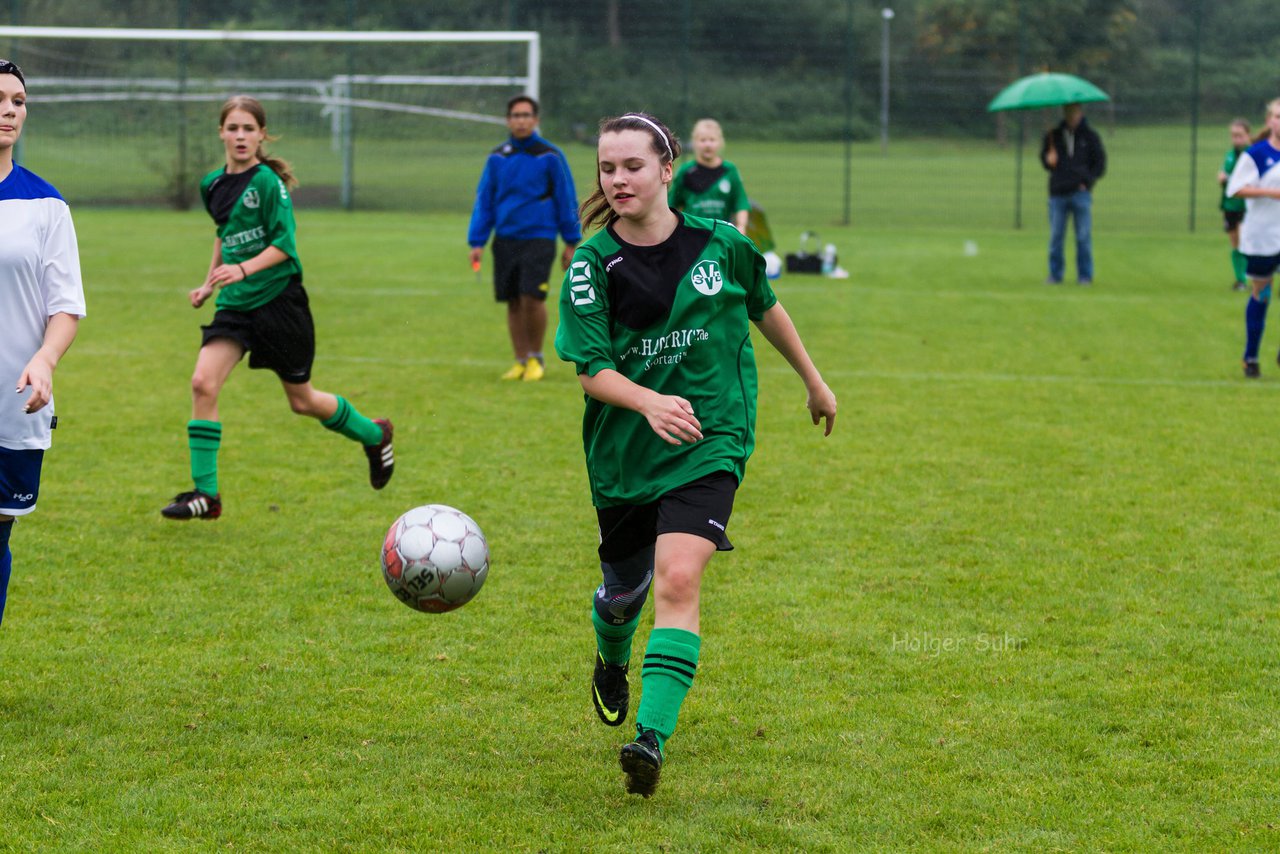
[2,132,1280,851]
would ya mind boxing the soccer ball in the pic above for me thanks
[381,504,489,613]
[763,250,782,280]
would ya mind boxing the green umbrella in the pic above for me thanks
[987,72,1110,112]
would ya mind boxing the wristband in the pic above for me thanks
[238,263,247,279]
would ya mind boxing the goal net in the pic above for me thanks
[0,26,540,211]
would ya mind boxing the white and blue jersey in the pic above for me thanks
[0,164,86,452]
[1227,139,1280,257]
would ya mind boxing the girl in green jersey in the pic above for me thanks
[556,112,836,797]
[1218,119,1252,291]
[669,118,750,233]
[161,96,394,520]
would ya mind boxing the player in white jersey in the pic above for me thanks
[0,59,86,628]
[1227,98,1280,377]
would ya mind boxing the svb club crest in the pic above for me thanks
[690,261,723,296]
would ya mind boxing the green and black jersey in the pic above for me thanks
[555,212,778,508]
[1221,147,1246,214]
[669,160,750,224]
[200,163,301,311]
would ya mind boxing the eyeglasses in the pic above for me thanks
[0,59,24,86]
[508,112,536,119]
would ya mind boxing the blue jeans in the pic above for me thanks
[1048,190,1093,282]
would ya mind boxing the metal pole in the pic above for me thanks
[9,0,20,166]
[340,0,356,210]
[880,8,893,155]
[1189,0,1203,232]
[679,0,690,141]
[175,0,188,209]
[1014,0,1026,230]
[842,0,854,225]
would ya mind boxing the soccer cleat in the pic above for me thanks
[365,419,395,489]
[1244,360,1261,379]
[620,729,663,797]
[1076,279,1092,286]
[522,358,545,382]
[161,490,222,520]
[500,362,525,380]
[1044,277,1063,286]
[592,652,630,727]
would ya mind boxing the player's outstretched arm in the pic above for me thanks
[753,302,837,436]
[578,368,703,446]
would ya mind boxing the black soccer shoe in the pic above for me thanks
[161,490,222,520]
[1244,360,1261,379]
[592,652,630,727]
[620,729,663,797]
[365,419,395,489]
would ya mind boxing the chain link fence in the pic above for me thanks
[1,1,1266,235]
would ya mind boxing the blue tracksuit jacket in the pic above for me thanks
[467,132,582,247]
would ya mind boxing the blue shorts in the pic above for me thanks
[0,447,44,516]
[1246,253,1280,280]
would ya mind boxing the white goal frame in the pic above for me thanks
[0,25,541,208]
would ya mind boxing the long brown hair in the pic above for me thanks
[579,112,681,232]
[219,95,296,189]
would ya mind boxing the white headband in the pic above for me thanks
[620,114,673,160]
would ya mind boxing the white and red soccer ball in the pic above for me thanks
[381,504,489,613]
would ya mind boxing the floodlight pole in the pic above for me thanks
[1014,0,1027,230]
[880,8,893,156]
[1188,0,1203,232]
[842,0,854,225]
[7,0,20,166]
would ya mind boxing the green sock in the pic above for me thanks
[321,396,383,446]
[188,420,222,495]
[592,607,641,666]
[635,627,701,755]
[1233,249,1248,284]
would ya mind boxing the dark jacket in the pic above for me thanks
[467,132,581,246]
[1040,117,1106,196]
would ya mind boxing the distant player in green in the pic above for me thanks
[161,96,394,520]
[555,112,837,797]
[668,118,750,233]
[1219,119,1252,291]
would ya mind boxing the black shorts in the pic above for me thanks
[596,471,738,562]
[201,277,315,384]
[0,447,44,516]
[1223,209,1245,231]
[492,237,555,303]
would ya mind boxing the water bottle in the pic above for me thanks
[820,243,836,275]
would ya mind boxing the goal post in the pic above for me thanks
[0,26,541,210]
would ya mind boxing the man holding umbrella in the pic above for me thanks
[1040,103,1106,285]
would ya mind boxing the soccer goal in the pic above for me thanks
[0,26,540,210]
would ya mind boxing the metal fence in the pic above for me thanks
[1,1,1267,235]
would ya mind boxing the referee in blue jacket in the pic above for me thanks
[468,95,581,382]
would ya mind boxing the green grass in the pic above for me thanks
[2,134,1280,850]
